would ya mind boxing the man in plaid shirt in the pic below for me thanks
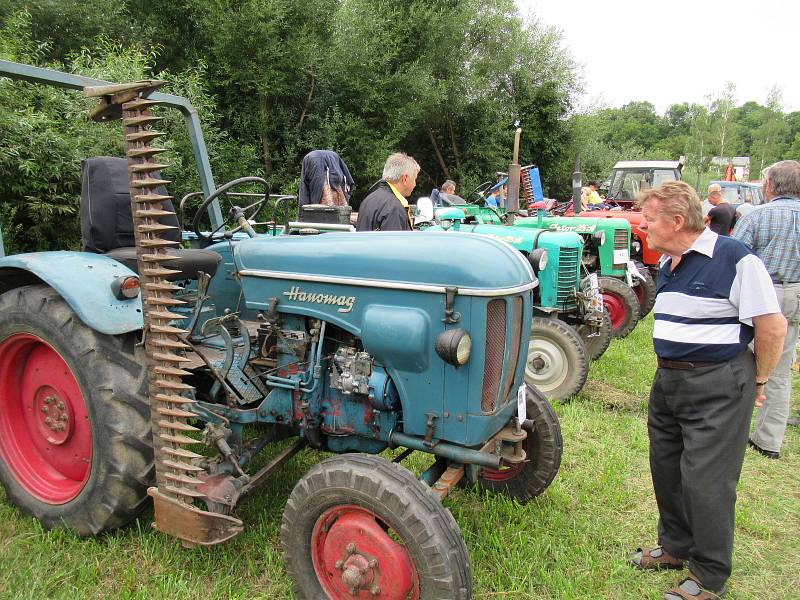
[732,160,800,458]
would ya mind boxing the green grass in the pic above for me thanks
[1,314,798,599]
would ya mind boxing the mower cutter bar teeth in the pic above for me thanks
[121,94,214,521]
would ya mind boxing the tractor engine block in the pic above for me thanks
[329,346,373,395]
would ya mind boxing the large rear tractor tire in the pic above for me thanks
[525,316,589,401]
[281,454,471,599]
[576,309,613,361]
[0,285,151,535]
[598,276,641,338]
[476,384,563,502]
[632,260,657,318]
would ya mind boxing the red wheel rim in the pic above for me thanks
[0,333,92,504]
[482,433,532,482]
[311,504,419,599]
[602,292,628,331]
[481,462,521,481]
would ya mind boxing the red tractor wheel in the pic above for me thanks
[0,333,92,504]
[478,383,562,501]
[598,276,641,338]
[282,454,471,599]
[0,285,151,535]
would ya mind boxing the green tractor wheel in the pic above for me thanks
[576,309,613,361]
[632,261,657,318]
[598,276,641,338]
[525,317,589,401]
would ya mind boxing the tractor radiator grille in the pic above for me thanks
[482,299,507,412]
[556,247,580,309]
[613,229,629,268]
[502,296,524,402]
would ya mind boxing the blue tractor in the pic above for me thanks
[0,61,563,598]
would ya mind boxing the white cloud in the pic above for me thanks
[516,0,798,114]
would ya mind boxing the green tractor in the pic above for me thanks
[431,186,638,340]
[419,200,610,401]
[513,213,641,338]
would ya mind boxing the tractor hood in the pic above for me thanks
[516,215,631,235]
[234,231,536,294]
[426,222,581,254]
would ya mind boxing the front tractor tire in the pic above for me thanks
[598,276,641,338]
[632,260,657,318]
[477,384,563,502]
[576,309,613,361]
[0,285,152,535]
[525,316,589,401]
[281,454,471,600]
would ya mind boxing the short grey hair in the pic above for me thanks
[382,153,420,182]
[636,181,705,233]
[442,179,456,192]
[764,160,800,198]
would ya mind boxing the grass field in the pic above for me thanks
[1,314,798,599]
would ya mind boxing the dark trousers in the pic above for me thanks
[648,350,755,593]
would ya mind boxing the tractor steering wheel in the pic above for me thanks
[466,180,495,204]
[192,176,271,244]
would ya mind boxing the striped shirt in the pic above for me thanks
[654,228,780,362]
[731,196,800,283]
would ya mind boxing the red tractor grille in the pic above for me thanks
[482,298,507,413]
[502,296,524,402]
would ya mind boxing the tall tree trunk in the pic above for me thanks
[298,75,316,130]
[261,96,274,177]
[446,113,462,173]
[261,132,273,178]
[427,126,450,181]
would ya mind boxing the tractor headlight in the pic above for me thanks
[440,219,453,230]
[528,248,548,273]
[632,240,642,253]
[435,328,472,367]
[592,230,606,245]
[111,275,140,300]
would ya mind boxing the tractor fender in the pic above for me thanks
[0,251,143,335]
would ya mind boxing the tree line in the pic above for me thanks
[569,83,799,189]
[0,1,795,253]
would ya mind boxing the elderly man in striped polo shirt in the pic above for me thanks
[732,160,800,457]
[628,181,787,600]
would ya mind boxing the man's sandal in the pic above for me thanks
[628,546,685,570]
[664,574,726,599]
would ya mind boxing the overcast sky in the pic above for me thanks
[516,0,798,114]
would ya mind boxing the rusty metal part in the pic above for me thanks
[430,464,465,501]
[110,83,242,545]
[481,423,528,466]
[240,438,306,497]
[195,473,243,509]
[148,487,244,547]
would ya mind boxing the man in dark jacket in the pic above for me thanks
[356,153,419,231]
[704,183,736,235]
[298,149,354,207]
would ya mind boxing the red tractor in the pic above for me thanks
[563,159,685,316]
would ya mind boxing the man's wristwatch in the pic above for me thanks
[756,380,768,387]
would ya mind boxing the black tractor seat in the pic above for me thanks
[80,156,220,280]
